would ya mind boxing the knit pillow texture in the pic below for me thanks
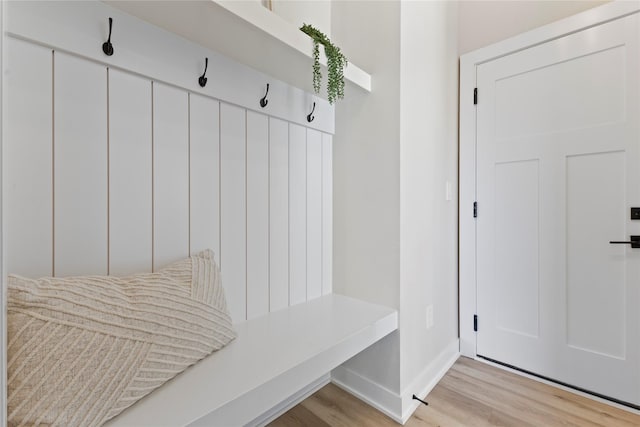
[7,249,236,427]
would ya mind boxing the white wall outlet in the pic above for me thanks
[426,305,434,329]
[445,181,453,201]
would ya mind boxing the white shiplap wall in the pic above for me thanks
[3,1,334,327]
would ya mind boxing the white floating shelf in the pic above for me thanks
[213,1,372,92]
[105,0,372,96]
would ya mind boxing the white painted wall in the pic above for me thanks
[271,0,332,38]
[398,0,459,416]
[458,0,609,54]
[331,0,402,403]
[331,1,400,313]
[331,0,459,421]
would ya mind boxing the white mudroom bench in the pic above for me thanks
[106,294,398,426]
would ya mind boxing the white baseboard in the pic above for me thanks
[331,339,460,424]
[247,374,330,427]
[331,366,404,423]
[400,339,460,424]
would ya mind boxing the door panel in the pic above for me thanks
[495,46,626,140]
[566,151,626,358]
[477,13,640,404]
[495,159,540,339]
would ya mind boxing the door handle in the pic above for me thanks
[609,236,640,248]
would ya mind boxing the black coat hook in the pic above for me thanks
[102,17,114,56]
[199,58,209,87]
[307,102,316,123]
[260,84,270,108]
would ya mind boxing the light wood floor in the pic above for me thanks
[269,357,640,426]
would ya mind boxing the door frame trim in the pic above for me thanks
[459,0,640,358]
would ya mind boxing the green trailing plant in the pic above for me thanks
[300,24,347,104]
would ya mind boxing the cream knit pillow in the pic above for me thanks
[7,249,236,427]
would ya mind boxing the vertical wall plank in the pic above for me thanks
[54,52,107,276]
[5,38,52,278]
[306,129,322,301]
[246,111,269,319]
[269,118,289,311]
[289,124,307,305]
[190,94,220,264]
[153,83,189,270]
[220,103,247,322]
[109,69,152,275]
[322,133,333,295]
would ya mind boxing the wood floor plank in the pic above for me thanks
[269,357,640,426]
[423,382,535,427]
[301,384,398,427]
[406,403,467,427]
[440,369,601,427]
[454,358,640,426]
[271,404,331,427]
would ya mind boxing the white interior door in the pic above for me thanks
[477,13,640,405]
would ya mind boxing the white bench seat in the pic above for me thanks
[106,294,398,427]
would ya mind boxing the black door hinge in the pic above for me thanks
[473,201,478,218]
[474,88,478,105]
[474,315,478,332]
